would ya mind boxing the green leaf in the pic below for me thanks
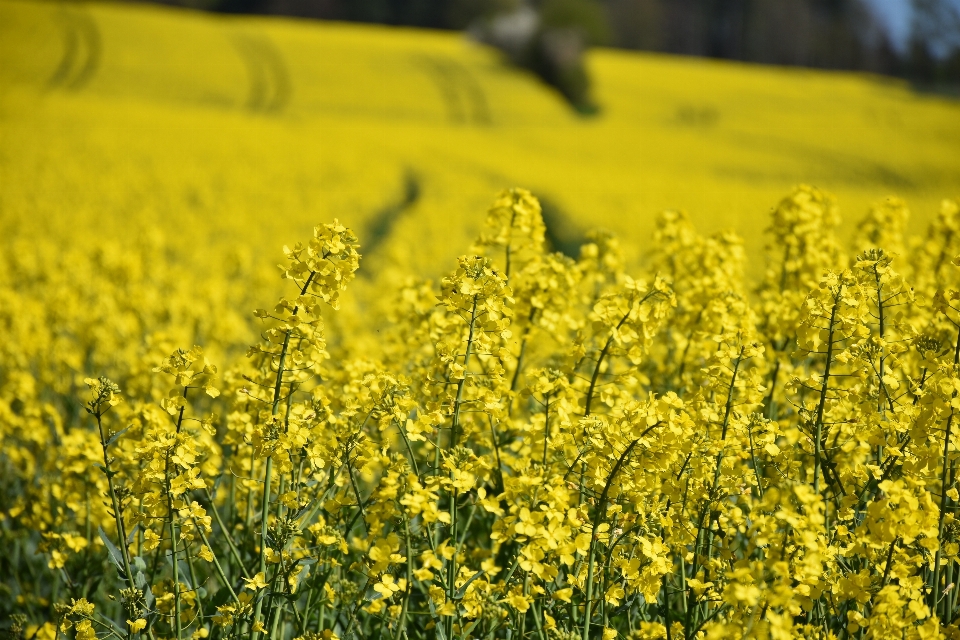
[106,425,131,447]
[461,618,482,637]
[93,463,114,478]
[135,571,148,590]
[143,580,155,609]
[454,570,485,600]
[98,527,126,579]
[425,599,448,640]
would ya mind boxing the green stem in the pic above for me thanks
[203,487,251,579]
[395,520,413,640]
[252,456,274,635]
[711,349,743,488]
[582,421,662,640]
[542,394,551,468]
[195,519,241,606]
[488,415,505,494]
[585,309,631,417]
[509,308,538,393]
[813,289,841,499]
[395,419,421,478]
[584,289,660,416]
[452,295,479,447]
[875,266,886,416]
[168,491,182,640]
[746,418,765,500]
[932,323,960,612]
[447,489,459,639]
[252,270,316,639]
[165,385,189,640]
[94,411,137,595]
[184,537,205,625]
[532,599,548,640]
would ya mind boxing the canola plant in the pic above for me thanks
[5,185,960,640]
[5,1,960,638]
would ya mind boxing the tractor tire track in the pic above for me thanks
[48,4,101,91]
[360,171,421,266]
[417,55,490,125]
[230,32,291,114]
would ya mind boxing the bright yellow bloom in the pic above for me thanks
[127,619,147,633]
[243,572,269,591]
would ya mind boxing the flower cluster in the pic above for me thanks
[5,188,960,640]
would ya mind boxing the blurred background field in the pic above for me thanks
[1,0,959,282]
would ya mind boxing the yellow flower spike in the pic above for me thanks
[83,377,123,415]
[67,598,95,617]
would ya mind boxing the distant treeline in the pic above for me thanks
[155,0,960,104]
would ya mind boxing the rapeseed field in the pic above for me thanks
[4,1,960,639]
[2,0,960,275]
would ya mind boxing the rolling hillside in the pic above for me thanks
[1,0,959,276]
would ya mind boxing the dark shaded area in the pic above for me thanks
[416,54,491,123]
[359,178,585,262]
[49,5,101,91]
[231,32,291,113]
[538,195,586,258]
[674,104,720,128]
[141,0,960,105]
[602,0,960,89]
[607,0,889,70]
[360,171,421,264]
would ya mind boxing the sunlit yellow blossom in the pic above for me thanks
[244,572,269,591]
